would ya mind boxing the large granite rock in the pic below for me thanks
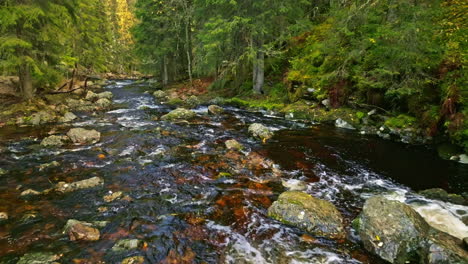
[268,191,345,239]
[355,196,468,264]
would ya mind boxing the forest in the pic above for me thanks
[0,0,467,264]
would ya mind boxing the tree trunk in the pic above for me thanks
[253,49,265,94]
[19,63,34,99]
[163,56,168,86]
[185,19,193,87]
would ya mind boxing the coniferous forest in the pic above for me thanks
[0,1,467,263]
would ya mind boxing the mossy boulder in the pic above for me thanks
[161,108,196,121]
[58,111,77,123]
[208,105,224,115]
[17,252,61,264]
[153,90,168,101]
[40,135,69,148]
[268,191,345,239]
[248,123,273,141]
[225,139,243,150]
[419,188,466,205]
[185,95,201,108]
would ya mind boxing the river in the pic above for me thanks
[0,80,467,263]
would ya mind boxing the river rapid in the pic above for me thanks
[0,80,467,263]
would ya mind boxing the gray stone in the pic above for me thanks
[321,99,330,108]
[112,239,143,251]
[40,135,68,148]
[335,118,356,130]
[161,108,196,121]
[248,123,273,141]
[66,128,101,144]
[95,98,112,109]
[268,191,345,239]
[59,111,77,123]
[17,252,61,264]
[185,95,200,108]
[208,105,224,115]
[55,176,104,193]
[356,196,468,264]
[225,139,243,151]
[20,189,42,197]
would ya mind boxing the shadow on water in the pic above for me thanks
[0,80,466,263]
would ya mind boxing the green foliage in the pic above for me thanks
[385,114,417,129]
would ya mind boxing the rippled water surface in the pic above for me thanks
[0,81,467,263]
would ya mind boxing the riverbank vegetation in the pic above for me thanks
[133,0,467,151]
[0,0,137,98]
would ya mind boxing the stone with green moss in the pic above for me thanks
[225,139,243,150]
[268,191,345,239]
[248,123,273,141]
[161,108,196,121]
[17,252,61,264]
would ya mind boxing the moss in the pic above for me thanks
[224,97,284,111]
[385,114,417,129]
[351,217,361,230]
[166,98,184,106]
[217,172,232,178]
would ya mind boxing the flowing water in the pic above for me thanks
[0,81,467,263]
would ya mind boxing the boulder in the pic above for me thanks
[40,135,68,148]
[65,98,96,111]
[153,90,168,100]
[161,108,196,121]
[335,118,356,130]
[66,128,101,144]
[17,252,61,264]
[356,196,468,264]
[55,176,104,193]
[85,91,98,101]
[248,123,273,141]
[95,98,112,109]
[59,111,77,123]
[97,91,113,100]
[268,191,345,239]
[64,219,100,241]
[419,188,466,205]
[185,95,200,108]
[208,105,225,115]
[225,139,243,151]
[112,239,143,251]
[29,111,56,126]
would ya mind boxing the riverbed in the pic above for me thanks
[0,80,466,263]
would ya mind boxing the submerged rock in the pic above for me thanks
[55,176,104,193]
[225,139,243,151]
[64,219,100,241]
[356,196,468,264]
[208,105,224,115]
[122,256,145,264]
[0,212,8,221]
[335,118,356,130]
[39,161,60,171]
[103,191,123,202]
[66,128,101,144]
[112,239,143,251]
[40,135,68,148]
[59,111,77,123]
[161,108,196,121]
[20,189,42,197]
[17,252,61,264]
[268,191,345,239]
[248,123,273,141]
